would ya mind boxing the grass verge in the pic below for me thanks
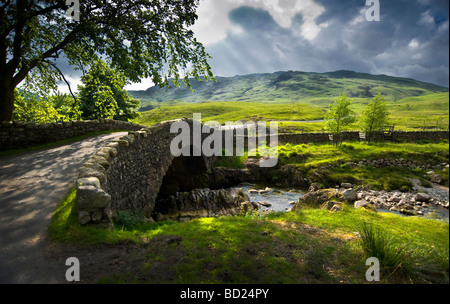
[49,188,449,284]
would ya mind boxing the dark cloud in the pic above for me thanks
[206,1,449,87]
[229,6,279,32]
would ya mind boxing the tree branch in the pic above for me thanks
[0,2,65,40]
[12,25,81,87]
[44,59,78,104]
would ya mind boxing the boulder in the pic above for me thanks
[76,177,101,189]
[292,188,341,210]
[342,189,357,203]
[429,174,442,184]
[240,201,260,214]
[330,204,342,212]
[154,188,248,221]
[78,167,107,184]
[279,165,308,189]
[341,183,353,189]
[76,185,112,225]
[414,192,431,202]
[76,185,111,210]
[354,200,377,212]
[78,211,91,225]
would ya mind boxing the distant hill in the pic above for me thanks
[128,70,449,109]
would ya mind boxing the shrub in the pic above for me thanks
[357,223,417,282]
[383,175,413,192]
[357,222,449,283]
[113,210,146,229]
[419,178,433,188]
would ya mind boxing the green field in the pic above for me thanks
[133,101,325,126]
[50,186,449,284]
[133,92,449,132]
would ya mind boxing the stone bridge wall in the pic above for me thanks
[75,119,216,225]
[0,119,143,151]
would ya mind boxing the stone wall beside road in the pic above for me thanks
[0,119,143,151]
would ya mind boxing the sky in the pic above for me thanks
[58,0,450,93]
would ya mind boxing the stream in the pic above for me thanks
[237,183,305,213]
[235,183,449,222]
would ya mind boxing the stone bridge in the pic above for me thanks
[75,118,257,225]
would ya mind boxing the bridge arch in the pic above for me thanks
[76,119,217,225]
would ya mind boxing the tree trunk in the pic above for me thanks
[0,80,15,122]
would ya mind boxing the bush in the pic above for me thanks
[113,210,146,229]
[357,223,417,282]
[383,175,414,192]
[357,222,449,283]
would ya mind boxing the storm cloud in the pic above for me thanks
[199,0,449,87]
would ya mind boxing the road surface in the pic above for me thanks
[0,132,128,283]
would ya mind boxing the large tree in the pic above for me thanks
[0,0,213,121]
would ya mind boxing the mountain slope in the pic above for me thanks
[129,70,448,107]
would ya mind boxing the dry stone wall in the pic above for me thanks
[0,119,143,151]
[277,130,449,145]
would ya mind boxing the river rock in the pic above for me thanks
[342,189,357,203]
[415,192,431,202]
[292,188,341,210]
[153,188,249,221]
[258,201,272,207]
[354,200,377,212]
[341,183,353,189]
[400,209,417,216]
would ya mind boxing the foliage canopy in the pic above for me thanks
[1,0,213,121]
[359,93,390,138]
[324,93,356,145]
[78,60,140,120]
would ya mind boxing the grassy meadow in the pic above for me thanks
[133,92,449,132]
[133,101,325,126]
[50,186,449,284]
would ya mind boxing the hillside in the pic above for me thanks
[129,70,449,108]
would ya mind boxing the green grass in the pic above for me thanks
[277,141,449,167]
[265,207,449,283]
[133,92,449,133]
[275,141,449,190]
[214,140,449,191]
[50,186,449,284]
[133,101,325,126]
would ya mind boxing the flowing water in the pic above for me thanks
[236,183,448,222]
[237,183,305,213]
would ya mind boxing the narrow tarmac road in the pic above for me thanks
[0,132,128,284]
